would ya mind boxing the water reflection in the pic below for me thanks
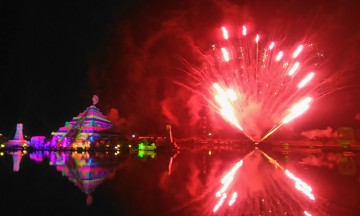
[224,149,318,214]
[168,146,359,216]
[29,151,127,206]
[177,148,321,215]
[299,150,358,176]
[10,150,23,172]
[138,149,157,159]
[1,145,359,215]
[338,152,357,176]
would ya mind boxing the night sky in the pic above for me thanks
[1,0,359,139]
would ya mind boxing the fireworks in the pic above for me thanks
[185,25,340,142]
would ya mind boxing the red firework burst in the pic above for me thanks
[184,24,343,143]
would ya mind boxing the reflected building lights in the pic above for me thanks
[26,150,125,206]
[10,150,23,172]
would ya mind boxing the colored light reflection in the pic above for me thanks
[210,149,318,215]
[213,160,243,212]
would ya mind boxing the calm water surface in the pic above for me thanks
[0,143,359,216]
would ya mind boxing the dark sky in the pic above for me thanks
[1,0,359,139]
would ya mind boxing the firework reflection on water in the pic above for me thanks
[202,148,332,216]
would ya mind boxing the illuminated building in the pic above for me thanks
[5,123,28,149]
[50,96,126,150]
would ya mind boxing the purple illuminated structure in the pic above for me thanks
[24,95,176,151]
[30,136,46,149]
[50,95,125,150]
[6,123,28,149]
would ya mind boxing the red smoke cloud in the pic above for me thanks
[300,126,336,139]
[88,0,360,138]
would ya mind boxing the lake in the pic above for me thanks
[0,142,359,216]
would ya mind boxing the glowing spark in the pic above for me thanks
[298,72,315,88]
[292,45,304,58]
[242,25,247,36]
[221,47,230,62]
[213,193,227,212]
[214,160,243,212]
[228,192,238,206]
[282,97,312,124]
[261,150,316,202]
[213,83,242,130]
[226,89,237,101]
[221,26,229,40]
[255,34,260,43]
[269,41,275,50]
[275,51,284,61]
[285,170,315,201]
[288,62,300,76]
[304,211,312,216]
[220,160,243,185]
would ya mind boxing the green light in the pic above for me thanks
[138,150,156,158]
[138,151,145,158]
[138,142,156,151]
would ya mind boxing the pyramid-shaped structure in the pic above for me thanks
[51,105,113,141]
[49,152,116,196]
